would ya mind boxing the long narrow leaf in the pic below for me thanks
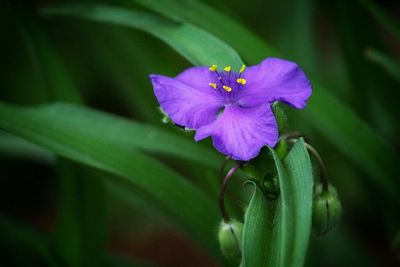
[55,160,107,267]
[242,140,313,267]
[42,5,243,69]
[19,13,109,267]
[365,48,400,82]
[0,102,222,259]
[359,0,400,40]
[242,182,271,267]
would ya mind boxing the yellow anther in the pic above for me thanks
[224,66,231,72]
[236,78,247,85]
[209,83,217,89]
[209,64,218,71]
[239,64,246,73]
[223,85,232,92]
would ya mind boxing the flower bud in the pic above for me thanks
[218,220,243,261]
[263,176,280,200]
[312,186,342,236]
[313,182,338,198]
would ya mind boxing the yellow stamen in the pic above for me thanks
[209,64,218,71]
[209,83,217,89]
[224,66,231,72]
[236,78,247,85]
[239,64,246,73]
[223,85,232,92]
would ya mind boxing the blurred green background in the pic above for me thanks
[0,0,399,266]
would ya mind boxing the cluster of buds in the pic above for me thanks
[216,130,342,262]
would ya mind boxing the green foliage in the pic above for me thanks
[0,102,222,259]
[42,4,243,69]
[0,0,399,266]
[242,140,313,267]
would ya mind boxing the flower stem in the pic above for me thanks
[219,156,232,183]
[219,162,243,222]
[303,142,329,192]
[279,131,311,143]
[286,138,329,192]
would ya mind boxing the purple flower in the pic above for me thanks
[150,58,312,161]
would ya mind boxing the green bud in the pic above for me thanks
[218,220,243,261]
[312,187,342,236]
[263,176,280,200]
[314,182,338,198]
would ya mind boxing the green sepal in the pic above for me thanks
[218,220,243,263]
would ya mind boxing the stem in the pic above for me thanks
[279,131,310,143]
[304,142,329,192]
[288,139,329,192]
[219,156,232,183]
[219,162,243,222]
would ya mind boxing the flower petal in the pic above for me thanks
[195,104,278,161]
[150,67,223,129]
[239,58,312,108]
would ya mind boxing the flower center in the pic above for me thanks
[208,64,247,93]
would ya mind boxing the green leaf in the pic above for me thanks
[131,0,278,63]
[42,4,243,69]
[242,139,313,267]
[55,160,107,267]
[0,102,222,260]
[74,25,163,123]
[242,182,271,267]
[304,85,400,203]
[365,48,400,82]
[131,0,400,204]
[282,139,314,265]
[4,103,219,165]
[20,14,82,103]
[359,0,400,40]
[18,13,108,267]
[0,133,54,163]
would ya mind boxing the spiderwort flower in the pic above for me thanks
[150,58,312,161]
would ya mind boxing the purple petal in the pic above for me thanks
[194,104,278,161]
[150,67,223,129]
[239,58,312,108]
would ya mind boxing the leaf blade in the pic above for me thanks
[242,140,313,267]
[0,101,222,259]
[42,4,243,69]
